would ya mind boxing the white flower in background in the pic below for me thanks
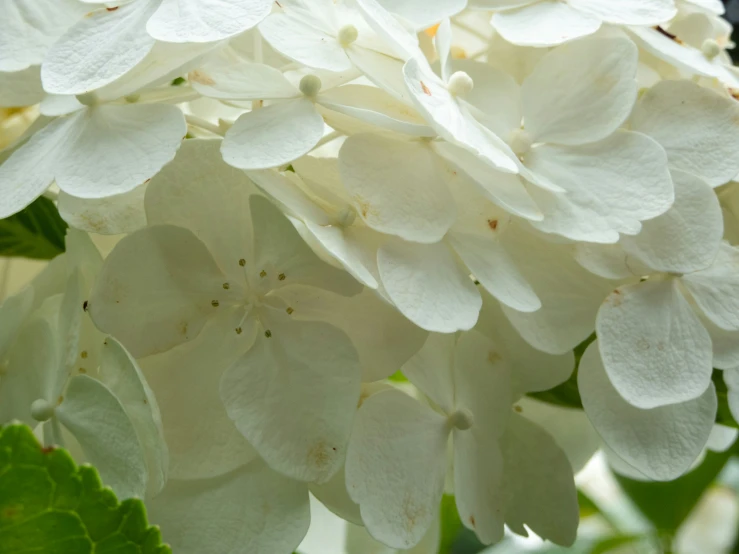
[0,0,738,550]
[578,170,737,409]
[627,23,739,88]
[0,232,167,499]
[88,139,426,486]
[346,294,578,549]
[579,340,717,481]
[0,0,89,73]
[0,64,192,219]
[472,0,677,47]
[459,34,675,243]
[259,0,422,99]
[629,79,739,188]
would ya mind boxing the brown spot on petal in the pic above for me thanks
[487,219,498,231]
[420,81,432,96]
[307,440,334,471]
[514,405,523,413]
[487,351,501,364]
[469,515,476,527]
[188,70,216,86]
[106,6,119,11]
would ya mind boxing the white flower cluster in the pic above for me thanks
[1,0,739,551]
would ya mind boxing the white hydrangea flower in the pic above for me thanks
[346,294,578,549]
[578,171,736,409]
[0,233,167,499]
[579,340,717,481]
[473,0,677,47]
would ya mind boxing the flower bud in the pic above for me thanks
[299,75,322,98]
[31,398,54,422]
[338,24,359,47]
[447,71,474,97]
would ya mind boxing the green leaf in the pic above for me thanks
[0,197,68,259]
[0,423,170,554]
[615,448,733,535]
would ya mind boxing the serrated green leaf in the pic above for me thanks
[0,197,68,259]
[0,423,170,554]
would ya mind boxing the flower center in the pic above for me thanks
[701,39,721,60]
[31,398,55,422]
[447,71,474,97]
[336,205,357,227]
[338,24,359,47]
[508,128,532,157]
[299,75,322,98]
[448,408,474,431]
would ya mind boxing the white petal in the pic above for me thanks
[58,184,148,236]
[339,134,456,243]
[620,170,723,274]
[453,234,540,313]
[98,337,168,496]
[402,333,457,412]
[145,138,259,278]
[630,79,739,187]
[56,375,148,499]
[476,292,574,396]
[250,195,361,296]
[453,60,522,140]
[190,59,299,100]
[354,0,423,61]
[378,238,482,333]
[94,40,220,102]
[516,397,601,473]
[149,460,310,554]
[55,104,185,199]
[0,66,44,107]
[579,341,717,481]
[89,225,227,358]
[141,318,258,481]
[499,413,579,546]
[522,36,638,145]
[527,131,674,243]
[0,313,58,426]
[500,225,614,354]
[682,244,739,331]
[220,317,361,483]
[704,318,739,370]
[346,46,412,103]
[377,0,466,29]
[402,57,519,174]
[627,26,739,88]
[0,0,88,72]
[0,114,75,218]
[147,0,271,43]
[41,0,158,95]
[0,285,34,356]
[222,99,324,170]
[345,389,449,549]
[303,223,381,289]
[432,141,542,221]
[491,1,601,47]
[569,0,677,24]
[309,465,362,525]
[317,84,434,137]
[597,279,713,408]
[259,12,351,72]
[453,424,505,545]
[574,241,639,280]
[273,286,428,383]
